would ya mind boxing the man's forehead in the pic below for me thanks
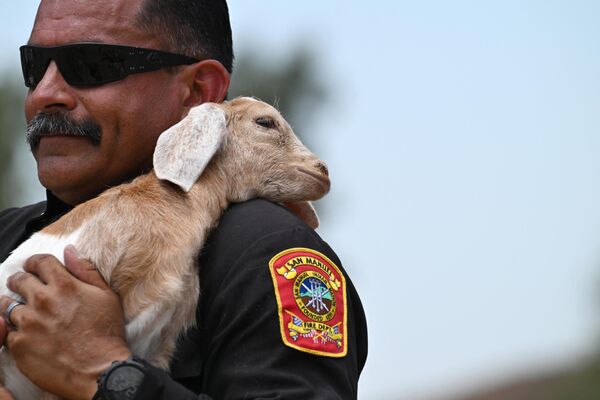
[35,0,143,21]
[30,0,151,46]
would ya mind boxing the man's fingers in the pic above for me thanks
[63,245,109,289]
[0,296,25,332]
[19,247,109,291]
[6,271,45,304]
[0,312,9,344]
[22,253,64,285]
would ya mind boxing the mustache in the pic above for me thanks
[26,112,102,149]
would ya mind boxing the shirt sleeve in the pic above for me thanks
[195,224,367,399]
[134,364,212,400]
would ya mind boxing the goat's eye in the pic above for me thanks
[255,117,277,130]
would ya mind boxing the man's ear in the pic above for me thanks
[179,59,230,109]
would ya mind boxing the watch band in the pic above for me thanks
[93,356,148,400]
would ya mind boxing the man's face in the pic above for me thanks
[25,0,189,205]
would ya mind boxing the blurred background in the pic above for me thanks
[2,1,600,399]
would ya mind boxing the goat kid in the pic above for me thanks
[0,97,331,399]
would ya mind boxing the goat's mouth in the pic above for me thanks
[297,167,331,193]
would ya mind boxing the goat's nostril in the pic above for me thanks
[317,162,329,176]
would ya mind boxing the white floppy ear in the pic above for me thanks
[153,103,227,192]
[283,201,320,229]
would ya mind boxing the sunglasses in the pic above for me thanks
[19,43,199,88]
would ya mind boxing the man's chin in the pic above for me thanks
[36,152,92,187]
[37,169,97,206]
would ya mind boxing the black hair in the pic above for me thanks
[136,0,234,73]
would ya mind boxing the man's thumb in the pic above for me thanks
[63,245,109,289]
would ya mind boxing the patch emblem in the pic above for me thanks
[269,248,347,357]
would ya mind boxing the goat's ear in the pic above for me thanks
[283,201,320,229]
[153,103,227,192]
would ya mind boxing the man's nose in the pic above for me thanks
[25,61,77,115]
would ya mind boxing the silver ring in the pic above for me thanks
[3,300,24,330]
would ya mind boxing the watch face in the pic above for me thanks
[105,365,145,400]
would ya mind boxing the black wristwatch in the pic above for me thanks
[92,356,148,400]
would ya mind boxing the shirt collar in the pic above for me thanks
[25,190,73,234]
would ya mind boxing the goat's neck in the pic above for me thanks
[183,168,230,229]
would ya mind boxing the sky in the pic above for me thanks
[2,1,600,399]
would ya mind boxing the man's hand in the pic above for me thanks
[0,245,132,400]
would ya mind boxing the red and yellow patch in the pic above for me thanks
[269,248,347,357]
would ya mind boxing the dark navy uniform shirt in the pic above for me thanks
[0,192,368,399]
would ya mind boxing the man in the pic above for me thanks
[0,1,367,399]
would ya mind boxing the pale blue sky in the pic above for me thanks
[2,2,600,399]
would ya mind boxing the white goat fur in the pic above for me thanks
[0,97,331,399]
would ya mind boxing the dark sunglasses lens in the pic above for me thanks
[20,46,49,88]
[57,45,128,86]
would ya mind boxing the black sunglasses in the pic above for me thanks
[19,43,199,88]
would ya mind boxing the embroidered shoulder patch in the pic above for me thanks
[268,247,347,357]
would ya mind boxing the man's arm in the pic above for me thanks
[170,199,368,399]
[192,228,367,398]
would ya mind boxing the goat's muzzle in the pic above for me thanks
[316,162,329,177]
[297,164,331,195]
